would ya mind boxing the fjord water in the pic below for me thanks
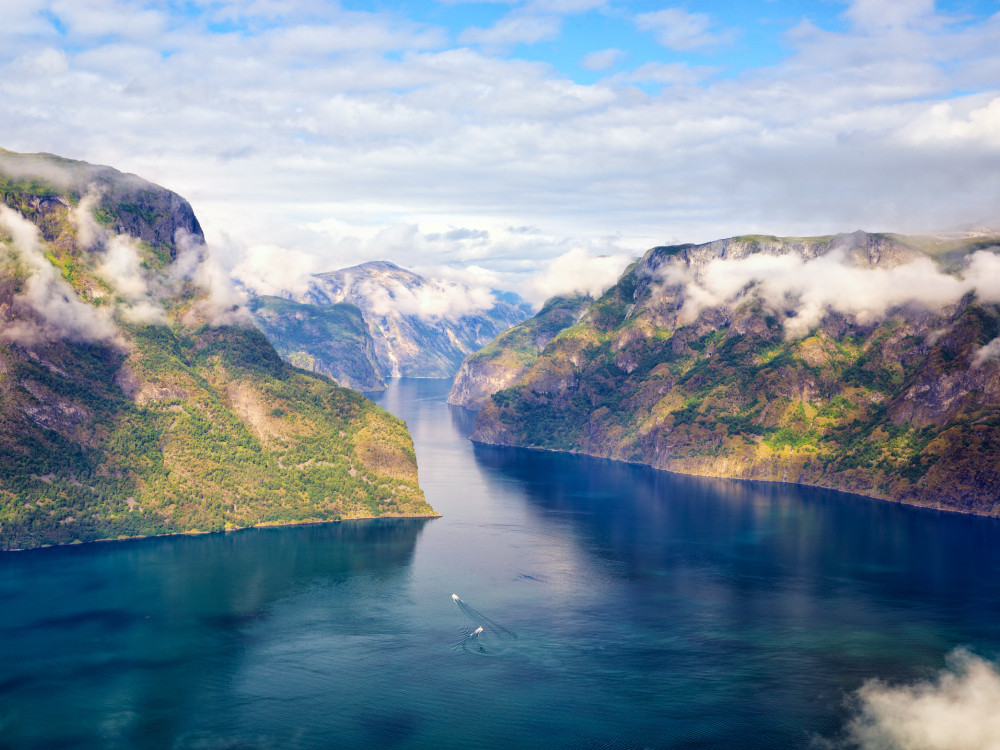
[4,380,1000,748]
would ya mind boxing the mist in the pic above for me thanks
[522,248,634,307]
[663,246,1000,346]
[0,205,117,344]
[338,274,498,321]
[840,650,1000,750]
[170,230,251,327]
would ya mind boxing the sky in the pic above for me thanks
[1,0,999,302]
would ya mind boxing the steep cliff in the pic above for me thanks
[472,232,1000,516]
[0,149,435,550]
[448,294,592,410]
[249,296,384,391]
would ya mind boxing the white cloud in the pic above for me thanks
[356,277,497,320]
[170,230,251,327]
[2,0,1000,286]
[901,98,1000,148]
[523,247,633,305]
[459,12,562,47]
[609,61,709,86]
[844,0,938,31]
[972,337,1000,367]
[96,235,169,324]
[664,245,1000,340]
[844,650,1000,750]
[231,244,326,298]
[581,48,624,71]
[0,205,117,344]
[634,8,735,51]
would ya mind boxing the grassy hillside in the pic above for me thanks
[0,150,435,550]
[473,233,1000,516]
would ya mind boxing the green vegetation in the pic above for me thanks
[0,151,434,550]
[474,234,1000,516]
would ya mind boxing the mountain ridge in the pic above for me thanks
[467,230,1000,516]
[0,149,436,551]
[253,259,531,384]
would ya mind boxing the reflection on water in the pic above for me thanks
[2,378,1000,749]
[0,520,431,749]
[472,441,1000,607]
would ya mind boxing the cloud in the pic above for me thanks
[0,151,79,193]
[428,227,491,242]
[523,247,633,305]
[336,274,498,321]
[634,8,735,51]
[900,98,1000,149]
[664,244,1000,340]
[4,0,1000,282]
[0,205,117,344]
[972,337,1000,367]
[70,189,104,250]
[608,61,710,86]
[459,12,562,48]
[170,230,251,327]
[581,48,624,71]
[841,650,1000,750]
[231,243,326,297]
[844,0,938,31]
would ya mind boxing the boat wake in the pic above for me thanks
[451,594,517,656]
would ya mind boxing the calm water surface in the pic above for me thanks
[3,378,1000,748]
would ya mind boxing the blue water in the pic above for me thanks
[3,378,1000,748]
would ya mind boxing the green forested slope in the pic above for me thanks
[472,233,1000,516]
[0,150,435,550]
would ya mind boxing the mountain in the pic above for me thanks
[0,149,436,551]
[470,231,1000,517]
[249,296,385,391]
[448,293,592,410]
[289,261,530,379]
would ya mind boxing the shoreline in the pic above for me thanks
[469,437,1000,522]
[1,510,442,553]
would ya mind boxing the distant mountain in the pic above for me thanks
[469,231,1000,517]
[249,296,385,391]
[268,260,530,382]
[0,149,435,550]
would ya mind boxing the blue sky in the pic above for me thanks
[1,0,999,300]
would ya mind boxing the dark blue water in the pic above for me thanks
[3,379,1000,749]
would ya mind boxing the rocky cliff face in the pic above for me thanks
[0,150,435,550]
[472,232,1000,516]
[448,294,592,410]
[249,296,384,391]
[296,261,529,378]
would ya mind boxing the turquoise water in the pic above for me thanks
[3,378,1000,748]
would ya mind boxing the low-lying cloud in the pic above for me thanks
[523,247,634,306]
[170,230,250,327]
[664,246,1000,344]
[337,275,498,321]
[230,218,636,316]
[72,188,245,327]
[73,189,166,321]
[230,243,326,298]
[840,650,1000,750]
[0,205,117,345]
[1,189,252,345]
